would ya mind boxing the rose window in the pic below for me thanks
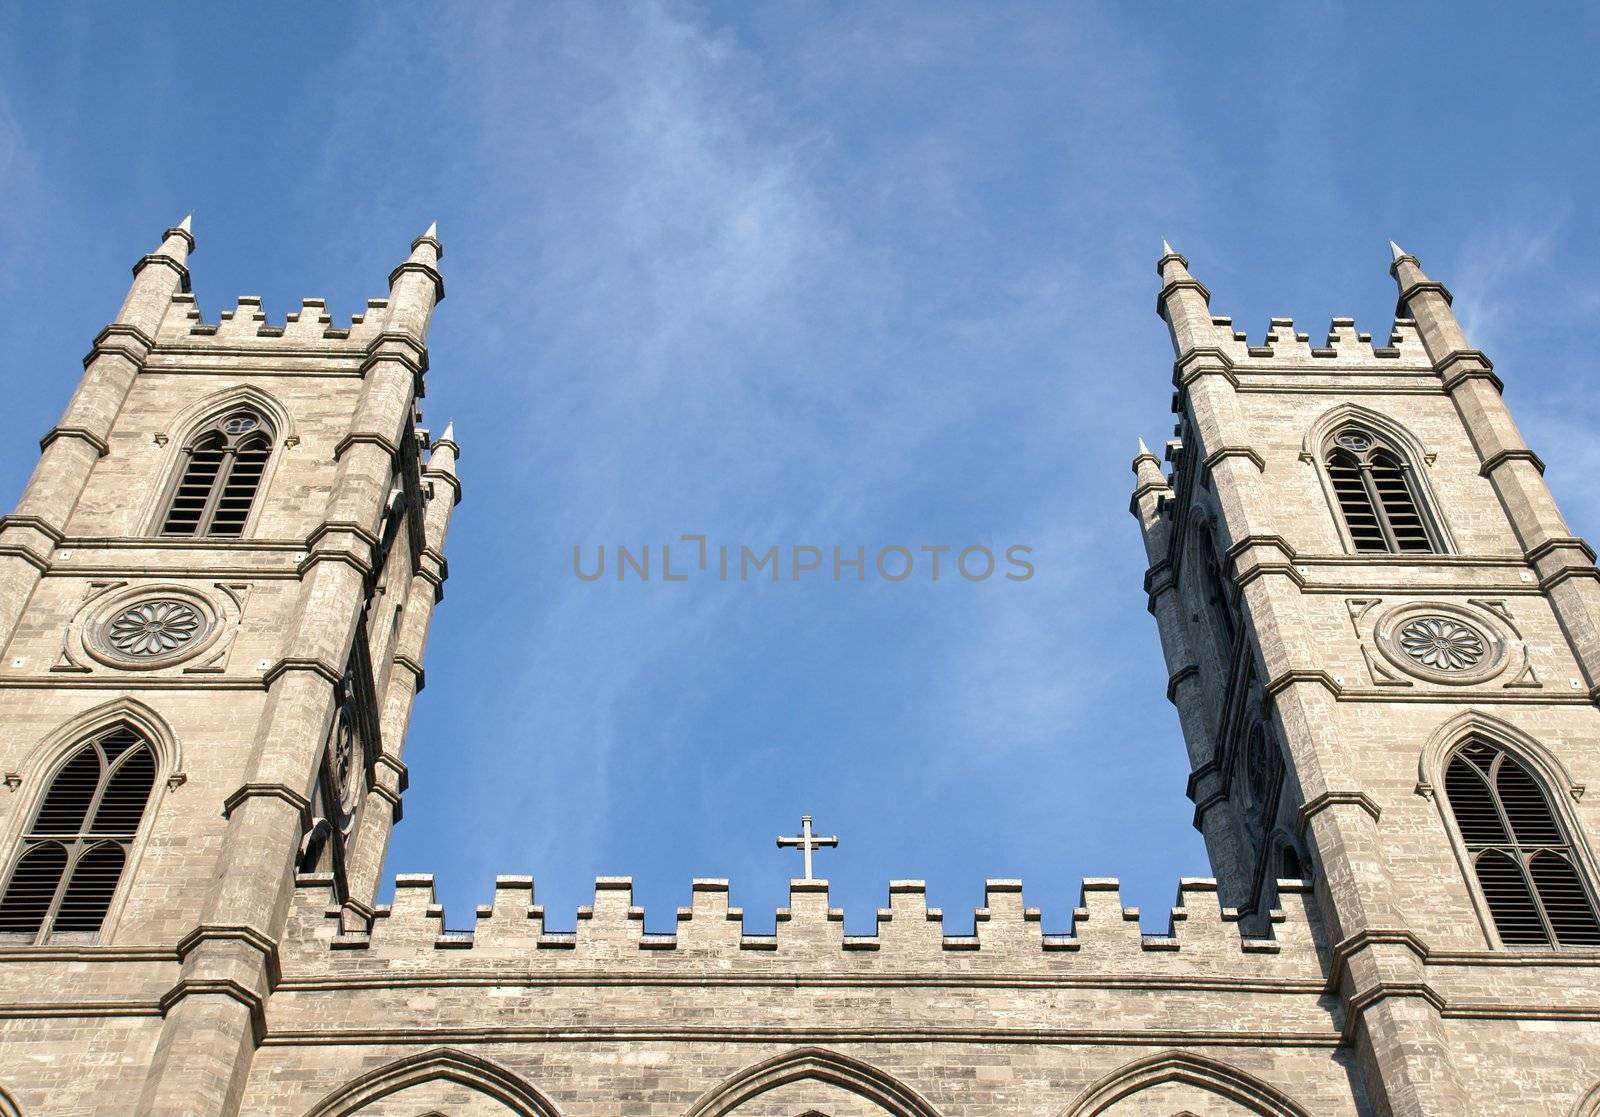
[1398,616,1487,672]
[106,600,203,658]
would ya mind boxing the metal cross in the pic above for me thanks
[776,815,838,881]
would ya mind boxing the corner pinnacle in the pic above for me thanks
[1137,436,1154,458]
[423,220,438,240]
[439,419,455,444]
[1161,239,1175,257]
[179,214,193,233]
[1389,240,1407,262]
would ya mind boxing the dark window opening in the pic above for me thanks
[1324,428,1438,554]
[0,726,156,943]
[1443,740,1600,947]
[159,410,274,538]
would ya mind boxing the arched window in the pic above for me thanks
[1197,528,1236,662]
[159,409,274,537]
[1444,739,1600,947]
[0,725,156,943]
[1324,427,1437,553]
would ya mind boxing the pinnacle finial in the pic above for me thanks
[1161,239,1175,257]
[1137,436,1153,457]
[440,419,455,444]
[1390,240,1407,262]
[179,214,193,233]
[423,220,438,240]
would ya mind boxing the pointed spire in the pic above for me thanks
[425,420,461,507]
[179,214,193,234]
[1389,239,1406,262]
[385,222,446,338]
[1130,435,1172,544]
[1155,242,1215,356]
[1132,437,1168,487]
[1389,242,1467,355]
[116,215,195,331]
[423,220,437,240]
[1162,239,1175,258]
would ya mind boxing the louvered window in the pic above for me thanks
[1444,740,1600,947]
[1324,428,1438,554]
[0,726,156,943]
[159,410,273,537]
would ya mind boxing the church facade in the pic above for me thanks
[0,220,1598,1115]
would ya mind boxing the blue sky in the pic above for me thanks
[3,3,1600,934]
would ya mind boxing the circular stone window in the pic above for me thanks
[88,589,220,670]
[1375,603,1507,685]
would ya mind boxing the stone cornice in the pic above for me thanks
[131,254,190,289]
[175,923,281,987]
[332,430,401,461]
[1296,790,1382,837]
[38,425,110,457]
[1170,347,1237,390]
[261,657,344,688]
[82,322,157,368]
[1435,349,1504,393]
[1156,276,1211,317]
[1165,664,1200,705]
[386,260,446,303]
[221,782,313,826]
[1479,447,1545,477]
[157,977,267,1044]
[1264,669,1342,700]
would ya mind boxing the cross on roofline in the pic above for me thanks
[776,815,838,881]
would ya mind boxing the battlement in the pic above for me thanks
[284,873,1329,978]
[1205,315,1431,371]
[154,291,398,348]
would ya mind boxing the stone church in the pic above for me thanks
[1,217,1598,1117]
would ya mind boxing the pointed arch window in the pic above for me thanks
[1444,739,1600,947]
[1199,528,1237,661]
[159,409,274,537]
[0,725,156,943]
[1324,427,1438,553]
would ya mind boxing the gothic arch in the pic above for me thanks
[0,700,177,943]
[1570,1080,1600,1116]
[1419,710,1600,948]
[9,698,183,791]
[1299,402,1454,554]
[1417,710,1584,805]
[143,383,295,535]
[156,383,297,450]
[684,1048,944,1117]
[1059,1051,1312,1117]
[301,1048,561,1117]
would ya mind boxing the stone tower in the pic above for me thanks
[0,219,458,1114]
[1133,242,1600,1113]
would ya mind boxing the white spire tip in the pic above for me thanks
[424,221,438,239]
[1389,240,1407,261]
[1161,239,1175,257]
[178,214,193,232]
[1137,436,1153,457]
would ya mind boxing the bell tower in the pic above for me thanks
[1133,243,1600,1115]
[0,219,459,1115]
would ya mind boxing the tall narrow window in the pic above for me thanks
[0,726,156,943]
[1324,427,1437,554]
[1199,529,1236,662]
[1444,739,1600,947]
[159,409,273,537]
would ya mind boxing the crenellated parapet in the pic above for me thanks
[283,871,1330,979]
[160,291,399,349]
